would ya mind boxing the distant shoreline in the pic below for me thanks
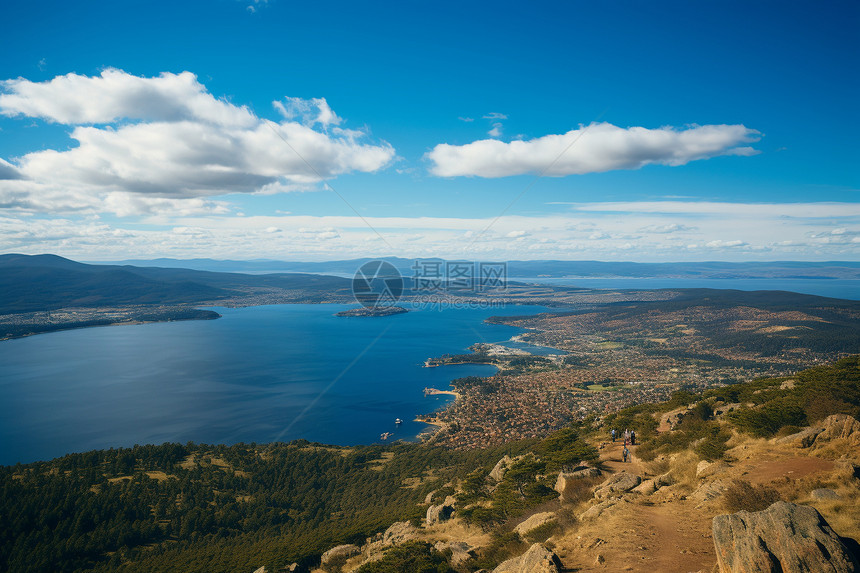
[0,307,221,342]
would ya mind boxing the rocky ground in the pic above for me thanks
[285,411,860,573]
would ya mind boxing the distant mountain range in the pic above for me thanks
[0,254,351,314]
[96,256,860,279]
[3,253,859,317]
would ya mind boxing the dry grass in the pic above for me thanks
[722,480,781,512]
[667,450,699,491]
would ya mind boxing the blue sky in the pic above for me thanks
[0,0,857,261]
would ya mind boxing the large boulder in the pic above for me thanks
[777,415,860,449]
[514,512,556,536]
[813,414,860,448]
[632,478,657,495]
[382,521,419,546]
[492,543,562,573]
[775,426,823,448]
[578,498,630,521]
[697,460,730,479]
[810,488,841,500]
[320,544,360,570]
[426,502,454,525]
[712,501,859,573]
[593,472,641,499]
[489,455,520,482]
[691,479,729,508]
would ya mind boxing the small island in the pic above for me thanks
[335,306,409,317]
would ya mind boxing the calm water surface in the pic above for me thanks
[2,277,856,466]
[0,304,555,465]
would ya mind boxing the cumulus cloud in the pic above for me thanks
[705,239,747,248]
[0,70,395,214]
[0,69,256,126]
[273,97,341,128]
[575,201,860,218]
[427,122,760,178]
[638,223,696,234]
[0,158,22,180]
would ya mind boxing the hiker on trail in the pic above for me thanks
[630,430,636,446]
[622,446,629,463]
[611,428,616,442]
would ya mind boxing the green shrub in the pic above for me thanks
[694,426,731,461]
[728,396,806,437]
[524,520,558,543]
[473,531,527,570]
[356,541,452,573]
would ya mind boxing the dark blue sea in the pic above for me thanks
[0,304,555,466]
[1,276,857,466]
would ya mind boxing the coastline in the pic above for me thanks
[0,307,222,342]
[414,317,567,443]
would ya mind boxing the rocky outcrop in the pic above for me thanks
[775,426,823,447]
[777,415,860,449]
[492,543,562,573]
[712,501,859,573]
[489,455,521,482]
[382,521,419,546]
[434,540,474,568]
[632,473,672,495]
[691,479,729,507]
[713,403,743,418]
[426,502,454,525]
[697,460,730,479]
[578,497,631,521]
[810,488,841,500]
[813,414,860,448]
[320,544,360,569]
[593,472,641,499]
[514,512,556,536]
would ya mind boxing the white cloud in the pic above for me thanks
[483,112,507,120]
[0,158,21,180]
[427,122,760,177]
[0,69,256,127]
[705,239,747,248]
[273,97,341,128]
[488,123,503,138]
[0,70,395,214]
[3,200,858,262]
[638,223,696,234]
[575,201,860,218]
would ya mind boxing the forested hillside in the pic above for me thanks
[2,356,858,573]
